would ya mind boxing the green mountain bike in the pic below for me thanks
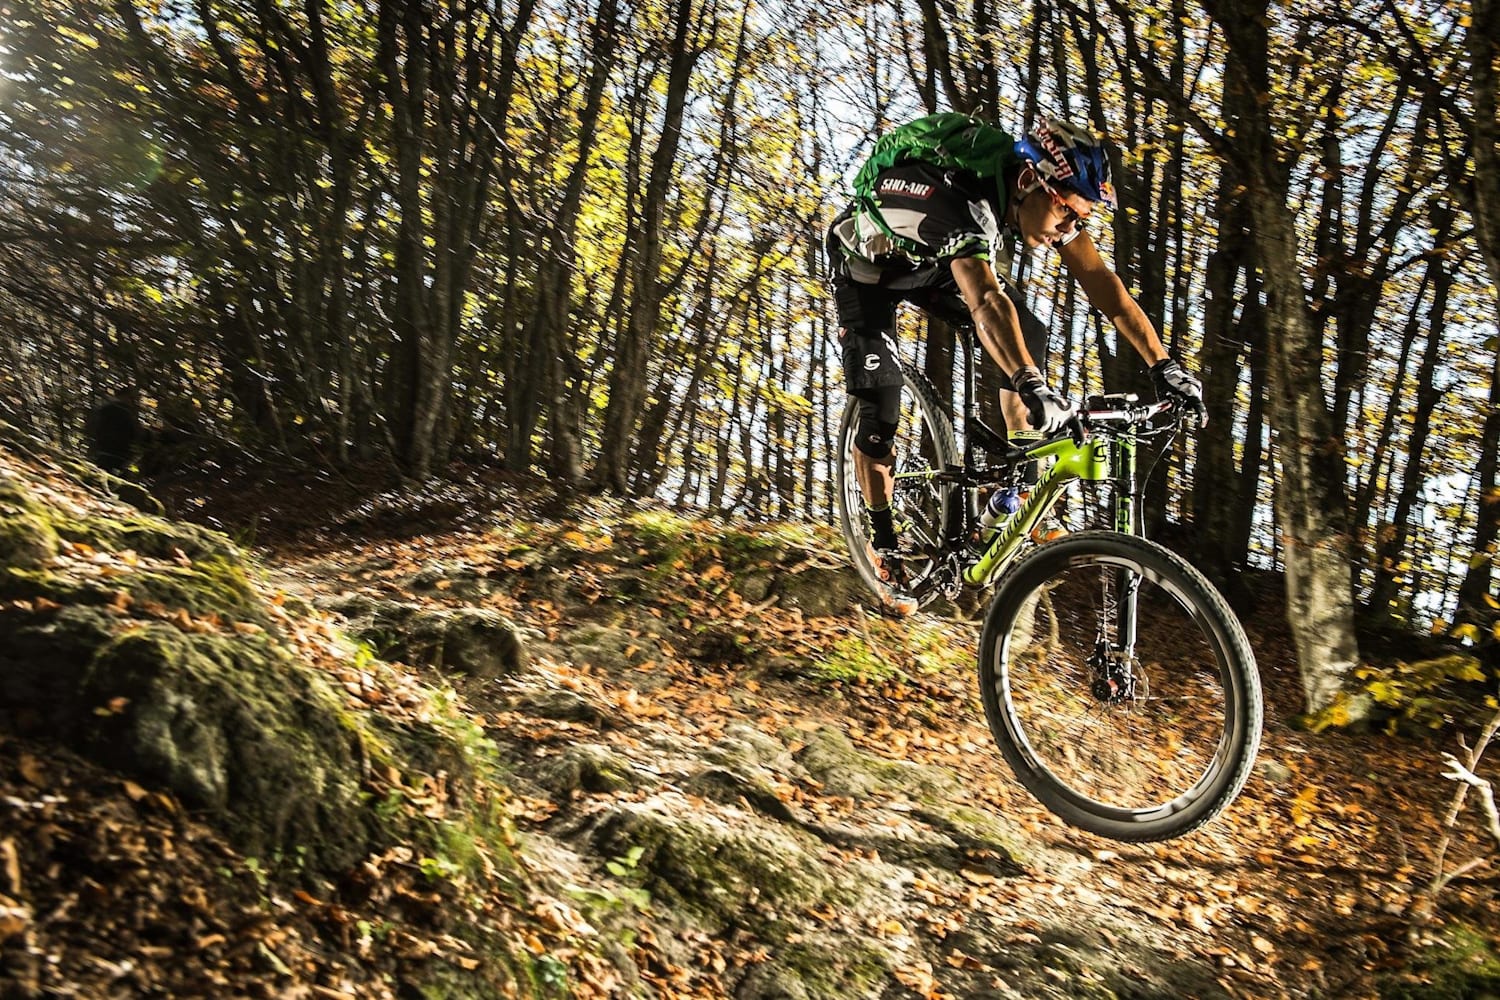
[834,342,1262,842]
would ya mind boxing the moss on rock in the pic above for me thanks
[794,726,955,802]
[1381,923,1500,999]
[125,555,267,623]
[74,511,237,564]
[0,439,538,976]
[0,605,117,733]
[552,621,663,675]
[352,602,527,679]
[741,935,894,1000]
[591,795,849,933]
[704,724,800,775]
[405,608,527,679]
[0,477,61,570]
[0,566,92,605]
[773,567,862,618]
[81,624,377,871]
[534,744,639,796]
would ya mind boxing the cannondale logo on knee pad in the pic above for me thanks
[864,354,881,371]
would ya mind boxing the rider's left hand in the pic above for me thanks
[1150,358,1207,428]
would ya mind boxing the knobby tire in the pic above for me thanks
[978,531,1262,841]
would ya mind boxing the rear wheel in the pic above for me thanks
[835,365,958,610]
[978,531,1261,841]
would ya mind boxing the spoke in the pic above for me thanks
[1001,553,1230,813]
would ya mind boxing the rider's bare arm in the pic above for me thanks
[950,257,1033,377]
[1058,231,1169,367]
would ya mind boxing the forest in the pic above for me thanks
[2,0,1499,709]
[4,1,1500,996]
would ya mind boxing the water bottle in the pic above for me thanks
[978,486,1021,533]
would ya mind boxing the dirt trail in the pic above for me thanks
[5,443,1494,1000]
[263,489,1495,1000]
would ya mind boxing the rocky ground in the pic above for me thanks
[2,432,1498,999]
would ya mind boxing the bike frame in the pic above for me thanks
[960,429,1134,586]
[891,330,1160,605]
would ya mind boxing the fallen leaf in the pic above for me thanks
[16,754,44,786]
[0,840,20,896]
[892,961,936,995]
[0,899,30,945]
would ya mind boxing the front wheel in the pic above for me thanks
[978,531,1262,842]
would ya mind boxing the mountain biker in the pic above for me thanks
[826,113,1206,615]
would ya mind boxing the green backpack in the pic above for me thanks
[852,113,1015,199]
[850,113,1016,253]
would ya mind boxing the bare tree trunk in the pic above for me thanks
[1367,214,1451,619]
[1193,193,1252,593]
[1455,0,1500,618]
[1209,0,1359,710]
[507,0,621,478]
[376,0,527,478]
[595,0,705,492]
[1231,303,1269,567]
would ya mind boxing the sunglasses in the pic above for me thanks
[1042,182,1089,231]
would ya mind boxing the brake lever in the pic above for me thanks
[1069,412,1090,447]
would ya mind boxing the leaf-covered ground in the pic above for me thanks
[4,453,1499,999]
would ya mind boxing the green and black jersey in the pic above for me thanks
[829,113,1027,287]
[828,160,1014,286]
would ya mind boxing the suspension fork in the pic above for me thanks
[1112,431,1141,655]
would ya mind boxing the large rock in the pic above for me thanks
[735,935,894,1000]
[0,453,516,883]
[590,794,856,933]
[0,477,60,570]
[771,566,864,618]
[794,725,953,801]
[349,601,527,679]
[81,625,375,871]
[0,603,377,872]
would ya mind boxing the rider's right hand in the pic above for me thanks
[1150,357,1208,428]
[1011,365,1078,435]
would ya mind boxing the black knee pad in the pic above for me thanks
[853,386,901,458]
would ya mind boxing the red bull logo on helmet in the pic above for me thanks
[1036,120,1076,182]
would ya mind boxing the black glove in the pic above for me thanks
[1150,357,1207,427]
[1011,365,1078,435]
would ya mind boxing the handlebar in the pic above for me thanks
[1004,398,1195,463]
[1081,398,1177,431]
[1018,398,1185,455]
